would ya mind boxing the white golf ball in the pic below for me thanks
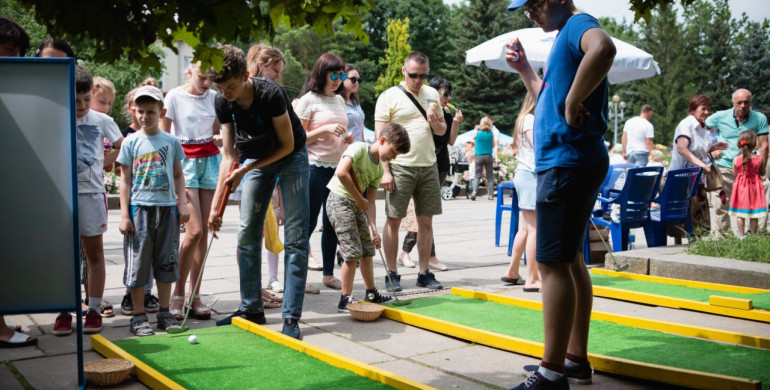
[188,335,199,344]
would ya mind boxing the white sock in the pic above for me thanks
[88,297,102,311]
[565,358,580,368]
[537,366,564,382]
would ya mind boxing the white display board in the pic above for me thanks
[0,58,79,314]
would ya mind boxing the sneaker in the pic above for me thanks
[144,294,160,313]
[282,318,302,340]
[416,269,443,289]
[268,278,284,293]
[83,309,103,334]
[337,295,357,313]
[121,293,134,316]
[523,361,592,384]
[53,312,73,336]
[130,315,155,337]
[305,282,321,294]
[215,310,266,326]
[364,288,394,304]
[398,251,416,268]
[512,371,568,390]
[384,270,402,292]
[157,312,180,331]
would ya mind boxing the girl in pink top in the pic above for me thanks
[294,53,351,290]
[728,130,767,237]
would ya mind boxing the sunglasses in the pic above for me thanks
[407,72,429,80]
[442,90,453,98]
[347,77,363,84]
[523,0,547,19]
[329,72,348,81]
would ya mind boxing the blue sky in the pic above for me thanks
[443,0,770,23]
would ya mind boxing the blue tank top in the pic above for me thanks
[475,130,494,155]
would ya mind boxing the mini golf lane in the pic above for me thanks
[590,268,770,323]
[91,317,433,390]
[382,289,769,390]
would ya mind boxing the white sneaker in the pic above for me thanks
[268,278,284,293]
[398,251,416,268]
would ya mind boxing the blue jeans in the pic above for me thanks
[308,165,338,276]
[627,151,649,167]
[239,147,309,319]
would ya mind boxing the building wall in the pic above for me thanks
[161,41,194,91]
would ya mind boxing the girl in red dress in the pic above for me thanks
[728,130,767,237]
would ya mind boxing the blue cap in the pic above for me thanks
[507,0,528,11]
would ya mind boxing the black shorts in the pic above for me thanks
[536,158,609,263]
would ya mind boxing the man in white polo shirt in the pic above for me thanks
[375,51,447,291]
[621,104,654,166]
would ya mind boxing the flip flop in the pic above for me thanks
[262,289,283,303]
[100,303,115,318]
[263,299,282,309]
[501,276,519,285]
[0,331,38,348]
[523,287,541,292]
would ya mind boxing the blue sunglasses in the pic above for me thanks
[329,72,348,81]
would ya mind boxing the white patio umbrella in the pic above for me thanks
[465,27,660,84]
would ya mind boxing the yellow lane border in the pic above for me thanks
[452,288,770,350]
[593,285,770,323]
[232,317,435,390]
[383,291,760,390]
[591,268,769,294]
[91,334,184,390]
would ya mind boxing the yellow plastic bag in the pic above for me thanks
[264,200,284,253]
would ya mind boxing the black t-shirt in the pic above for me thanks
[121,126,136,138]
[433,111,454,173]
[215,77,306,161]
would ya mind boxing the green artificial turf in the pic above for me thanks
[591,273,770,310]
[112,326,392,390]
[385,295,770,387]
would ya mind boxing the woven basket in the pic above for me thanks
[84,359,134,386]
[347,302,384,322]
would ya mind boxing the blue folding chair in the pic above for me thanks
[587,166,663,253]
[643,167,702,247]
[495,181,519,256]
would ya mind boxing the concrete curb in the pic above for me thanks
[606,246,770,289]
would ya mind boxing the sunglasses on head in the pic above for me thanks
[329,72,347,81]
[407,72,429,80]
[347,77,363,84]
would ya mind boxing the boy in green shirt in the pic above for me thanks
[326,123,411,312]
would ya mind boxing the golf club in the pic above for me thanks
[589,218,629,272]
[168,162,239,334]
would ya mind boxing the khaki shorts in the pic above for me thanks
[326,192,374,261]
[385,163,442,219]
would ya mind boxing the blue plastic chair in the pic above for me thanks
[587,166,663,253]
[495,181,519,256]
[643,167,702,247]
[592,163,637,217]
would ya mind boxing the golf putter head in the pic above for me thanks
[165,324,189,334]
[614,263,630,272]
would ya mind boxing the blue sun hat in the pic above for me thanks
[507,0,528,11]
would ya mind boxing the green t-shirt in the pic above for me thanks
[327,142,383,200]
[705,109,768,168]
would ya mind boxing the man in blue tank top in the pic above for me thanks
[504,0,616,388]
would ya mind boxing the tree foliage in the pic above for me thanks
[375,18,412,96]
[16,0,374,72]
[628,0,697,22]
[446,0,530,134]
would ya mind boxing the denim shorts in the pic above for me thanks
[183,154,222,189]
[513,169,537,211]
[536,158,608,263]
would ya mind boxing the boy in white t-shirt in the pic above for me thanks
[326,123,411,312]
[53,66,124,336]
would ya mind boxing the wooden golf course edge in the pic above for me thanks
[591,268,769,294]
[593,285,770,323]
[381,291,760,390]
[232,317,435,390]
[452,288,770,350]
[90,334,184,390]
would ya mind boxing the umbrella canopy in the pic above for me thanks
[455,129,513,147]
[465,27,660,84]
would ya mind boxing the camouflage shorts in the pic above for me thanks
[326,192,374,261]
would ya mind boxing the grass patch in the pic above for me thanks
[687,231,770,263]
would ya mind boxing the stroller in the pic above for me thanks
[441,155,470,200]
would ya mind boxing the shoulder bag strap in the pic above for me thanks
[397,85,428,121]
